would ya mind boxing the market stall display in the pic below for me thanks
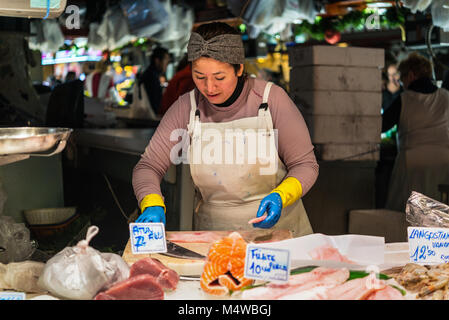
[384,263,449,300]
[121,230,293,277]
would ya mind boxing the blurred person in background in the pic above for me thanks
[65,71,77,82]
[382,62,403,113]
[382,52,449,211]
[139,46,170,115]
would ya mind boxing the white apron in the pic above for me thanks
[186,82,313,237]
[386,88,449,211]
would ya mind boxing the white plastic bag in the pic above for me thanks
[41,20,65,53]
[38,226,130,300]
[152,1,194,47]
[402,0,433,13]
[29,19,64,53]
[97,8,134,50]
[242,0,317,38]
[87,22,107,51]
[431,0,449,32]
[121,0,169,38]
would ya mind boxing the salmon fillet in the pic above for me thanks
[247,215,267,224]
[200,232,253,296]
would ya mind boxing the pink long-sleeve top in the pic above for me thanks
[132,77,319,205]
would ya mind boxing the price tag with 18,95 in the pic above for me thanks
[129,222,167,255]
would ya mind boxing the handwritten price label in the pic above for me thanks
[129,223,167,254]
[0,292,25,300]
[408,227,449,264]
[244,245,290,283]
[30,0,61,9]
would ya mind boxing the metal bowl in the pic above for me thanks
[0,127,72,156]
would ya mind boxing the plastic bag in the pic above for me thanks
[152,1,194,46]
[405,191,449,227]
[242,0,317,38]
[402,0,433,13]
[30,19,65,53]
[0,261,45,293]
[431,0,449,32]
[37,226,130,300]
[97,7,134,50]
[87,22,107,51]
[121,0,169,38]
[0,216,36,264]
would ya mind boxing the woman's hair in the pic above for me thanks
[193,22,243,75]
[150,46,169,66]
[398,52,433,80]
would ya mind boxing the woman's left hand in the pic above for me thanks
[252,193,282,229]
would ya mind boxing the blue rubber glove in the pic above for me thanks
[253,193,282,229]
[136,206,166,225]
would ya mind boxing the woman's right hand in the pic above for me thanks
[136,206,166,225]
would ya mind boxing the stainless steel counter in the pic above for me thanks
[73,128,156,155]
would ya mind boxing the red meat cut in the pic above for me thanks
[129,257,179,290]
[94,274,164,300]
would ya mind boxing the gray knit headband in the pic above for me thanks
[187,32,245,65]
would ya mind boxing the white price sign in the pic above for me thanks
[408,227,449,264]
[129,223,167,254]
[30,0,61,8]
[0,292,25,300]
[244,245,291,283]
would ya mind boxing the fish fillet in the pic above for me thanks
[94,274,164,300]
[308,244,354,263]
[248,215,267,224]
[129,257,179,290]
[242,267,350,300]
[200,232,253,296]
[366,285,405,300]
[325,274,386,300]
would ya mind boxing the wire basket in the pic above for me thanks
[23,207,77,226]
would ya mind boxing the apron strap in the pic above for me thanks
[258,82,274,130]
[187,89,199,137]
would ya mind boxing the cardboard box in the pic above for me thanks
[292,90,381,116]
[288,45,384,68]
[304,114,382,144]
[290,66,382,92]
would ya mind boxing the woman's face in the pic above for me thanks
[387,65,400,85]
[192,57,243,104]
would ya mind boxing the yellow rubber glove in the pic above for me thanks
[140,194,166,213]
[270,177,303,208]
